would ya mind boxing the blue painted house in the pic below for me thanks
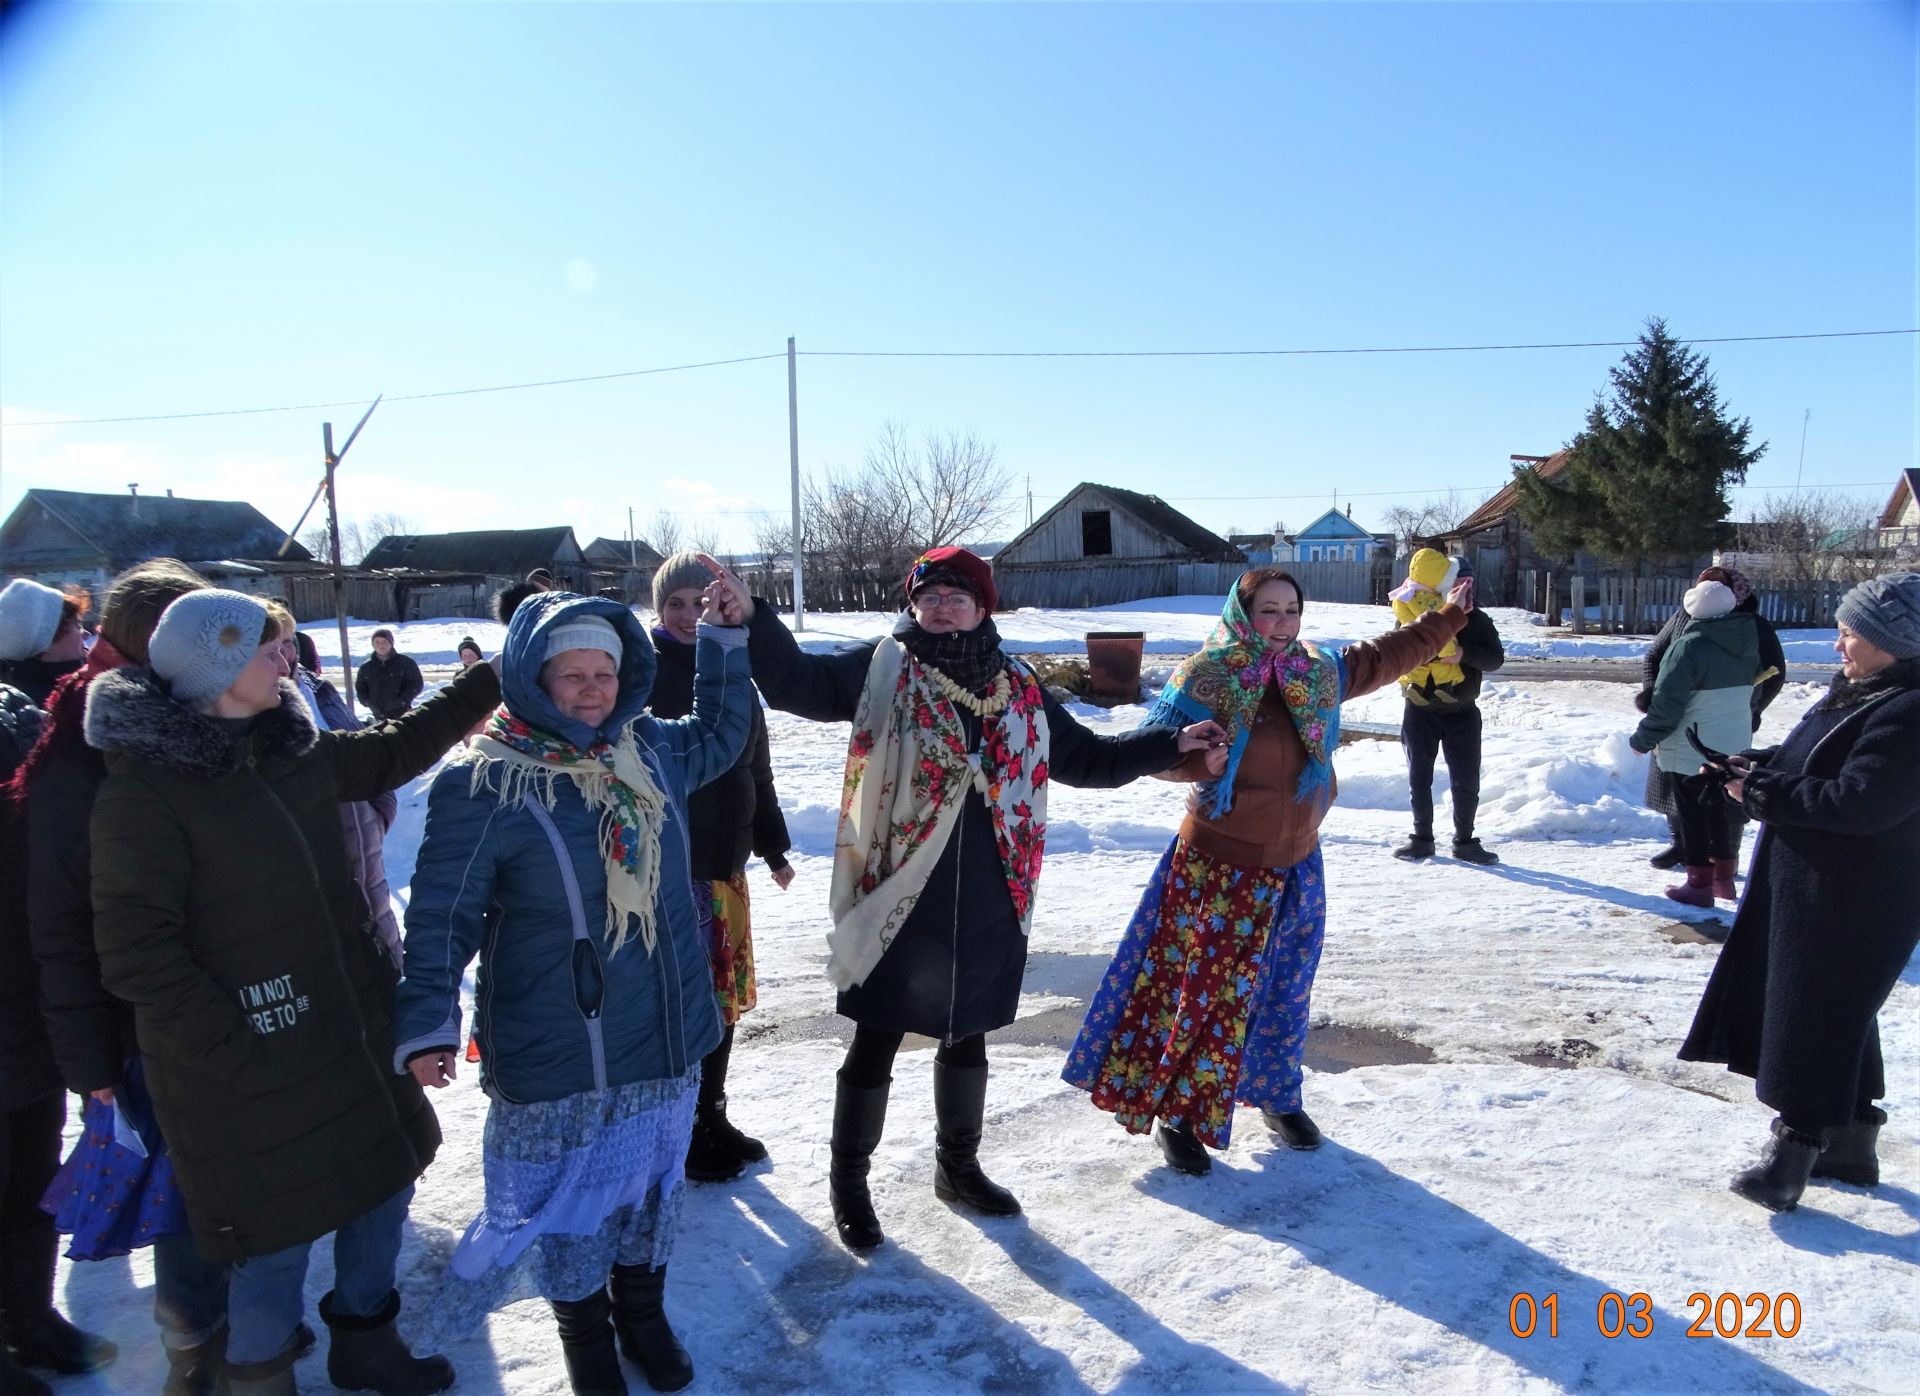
[1281,507,1392,562]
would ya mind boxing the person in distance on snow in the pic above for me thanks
[1636,566,1784,872]
[1628,576,1759,907]
[741,546,1224,1251]
[86,589,500,1396]
[1065,565,1474,1174]
[394,573,754,1395]
[648,551,795,1185]
[1678,572,1920,1213]
[1388,550,1506,865]
[355,628,425,721]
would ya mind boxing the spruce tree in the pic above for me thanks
[1513,319,1765,561]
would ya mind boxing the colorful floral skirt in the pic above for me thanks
[437,1068,699,1330]
[708,874,757,1024]
[1064,838,1327,1149]
[41,1059,193,1261]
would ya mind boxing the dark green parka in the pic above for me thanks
[85,660,500,1262]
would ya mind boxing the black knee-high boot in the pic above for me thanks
[829,1070,891,1251]
[550,1288,627,1396]
[607,1264,691,1393]
[931,1062,1020,1216]
[686,1025,766,1182]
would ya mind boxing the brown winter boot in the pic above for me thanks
[1664,865,1715,908]
[1710,857,1739,902]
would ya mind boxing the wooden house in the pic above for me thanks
[0,487,310,593]
[583,536,667,604]
[1880,468,1920,558]
[1278,507,1393,563]
[361,526,591,594]
[991,483,1246,608]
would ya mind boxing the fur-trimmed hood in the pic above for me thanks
[85,668,317,777]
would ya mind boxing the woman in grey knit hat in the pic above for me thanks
[1679,572,1920,1213]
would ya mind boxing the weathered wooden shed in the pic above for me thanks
[991,483,1247,608]
[361,526,590,593]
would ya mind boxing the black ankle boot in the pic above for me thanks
[1812,1106,1886,1187]
[607,1264,691,1393]
[224,1343,298,1396]
[551,1289,627,1396]
[0,1345,51,1396]
[1260,1108,1322,1150]
[1155,1120,1212,1175]
[829,1071,891,1251]
[931,1063,1021,1217]
[1731,1119,1825,1213]
[1648,842,1684,870]
[163,1329,228,1396]
[319,1289,453,1395]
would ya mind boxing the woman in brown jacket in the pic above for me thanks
[1065,566,1473,1174]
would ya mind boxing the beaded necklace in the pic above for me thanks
[924,663,1013,717]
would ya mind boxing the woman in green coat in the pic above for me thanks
[86,592,499,1396]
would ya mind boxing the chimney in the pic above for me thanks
[166,488,174,498]
[1345,502,1352,518]
[128,483,139,518]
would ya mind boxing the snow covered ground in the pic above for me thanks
[52,599,1911,1395]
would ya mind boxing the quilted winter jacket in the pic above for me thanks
[1631,611,1760,774]
[85,659,501,1261]
[393,594,749,1103]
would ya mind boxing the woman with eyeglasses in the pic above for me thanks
[742,547,1223,1250]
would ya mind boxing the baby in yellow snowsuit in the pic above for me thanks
[1392,548,1466,702]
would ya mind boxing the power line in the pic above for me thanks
[4,329,1912,430]
[1,353,788,428]
[801,329,1917,359]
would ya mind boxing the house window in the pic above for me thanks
[1082,510,1113,557]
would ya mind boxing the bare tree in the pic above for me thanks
[649,511,684,558]
[1731,490,1882,584]
[686,522,724,559]
[797,420,1014,607]
[1381,490,1486,555]
[306,512,416,565]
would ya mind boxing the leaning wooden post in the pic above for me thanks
[1570,576,1586,634]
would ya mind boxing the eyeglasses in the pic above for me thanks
[913,590,976,611]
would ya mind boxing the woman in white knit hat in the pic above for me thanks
[0,578,90,705]
[85,590,501,1394]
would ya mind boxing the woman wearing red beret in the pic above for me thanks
[743,547,1222,1250]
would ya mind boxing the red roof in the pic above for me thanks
[1441,449,1573,538]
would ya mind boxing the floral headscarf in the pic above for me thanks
[1145,580,1345,815]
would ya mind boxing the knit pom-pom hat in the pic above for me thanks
[148,589,272,707]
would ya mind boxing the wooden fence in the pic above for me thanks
[993,557,1388,610]
[1541,571,1859,634]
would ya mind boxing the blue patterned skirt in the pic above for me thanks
[438,1067,699,1329]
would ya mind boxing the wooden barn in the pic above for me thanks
[361,526,591,594]
[583,536,667,604]
[0,487,310,593]
[991,482,1246,608]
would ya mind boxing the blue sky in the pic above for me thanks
[1,1,1912,553]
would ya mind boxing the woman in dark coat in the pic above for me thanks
[87,590,497,1394]
[1639,567,1784,868]
[742,547,1222,1250]
[0,681,115,1396]
[650,552,794,1182]
[7,561,209,1392]
[1679,572,1920,1212]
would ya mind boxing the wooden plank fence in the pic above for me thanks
[1541,572,1858,634]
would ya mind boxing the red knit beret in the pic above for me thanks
[903,546,998,614]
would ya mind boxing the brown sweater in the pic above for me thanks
[1164,606,1469,869]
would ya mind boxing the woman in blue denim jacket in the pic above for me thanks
[394,576,752,1396]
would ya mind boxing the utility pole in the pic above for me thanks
[787,336,806,631]
[280,396,380,714]
[628,506,637,567]
[1795,409,1811,490]
[1026,473,1033,528]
